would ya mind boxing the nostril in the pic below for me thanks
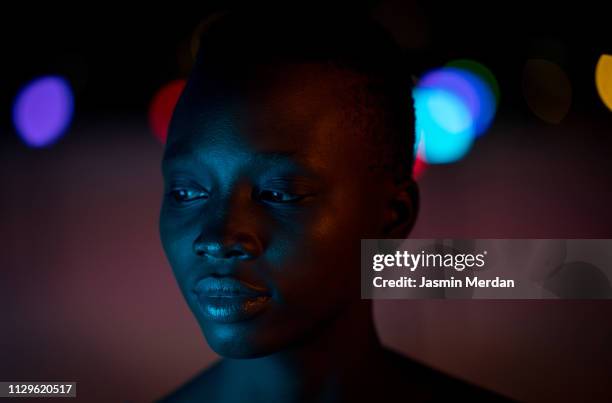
[193,241,250,260]
[193,236,258,260]
[193,243,206,257]
[193,240,223,258]
[224,249,247,259]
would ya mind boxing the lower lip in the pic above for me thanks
[195,294,271,323]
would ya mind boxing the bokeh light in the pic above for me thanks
[372,0,429,49]
[148,79,186,144]
[413,86,475,164]
[419,66,497,137]
[522,59,572,124]
[413,63,499,164]
[446,59,500,103]
[12,76,74,148]
[412,155,427,179]
[595,54,612,112]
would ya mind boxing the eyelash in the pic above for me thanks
[166,187,308,206]
[167,188,209,205]
[253,189,306,204]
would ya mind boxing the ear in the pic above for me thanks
[381,178,419,238]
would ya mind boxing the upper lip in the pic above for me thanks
[193,276,271,298]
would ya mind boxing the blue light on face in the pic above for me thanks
[12,76,75,148]
[413,87,475,164]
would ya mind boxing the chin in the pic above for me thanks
[200,321,285,359]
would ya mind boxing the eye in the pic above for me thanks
[254,189,305,204]
[167,188,208,204]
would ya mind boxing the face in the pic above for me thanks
[159,63,408,358]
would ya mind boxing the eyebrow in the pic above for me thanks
[161,148,304,172]
[164,148,300,162]
[254,150,301,161]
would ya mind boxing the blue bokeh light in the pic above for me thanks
[414,87,475,164]
[454,69,496,135]
[413,64,499,164]
[13,76,74,148]
[418,67,496,137]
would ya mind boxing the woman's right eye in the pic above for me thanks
[167,188,209,204]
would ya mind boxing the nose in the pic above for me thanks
[193,235,259,260]
[192,183,264,261]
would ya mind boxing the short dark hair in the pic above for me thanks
[191,4,415,182]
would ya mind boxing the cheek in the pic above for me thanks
[159,209,198,286]
[267,187,376,314]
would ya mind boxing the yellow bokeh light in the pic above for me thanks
[595,54,612,112]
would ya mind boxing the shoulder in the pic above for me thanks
[155,360,223,403]
[381,348,516,402]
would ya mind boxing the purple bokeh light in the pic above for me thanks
[13,76,74,148]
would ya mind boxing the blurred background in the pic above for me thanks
[1,1,611,402]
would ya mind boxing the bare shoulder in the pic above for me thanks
[381,348,516,402]
[155,360,224,403]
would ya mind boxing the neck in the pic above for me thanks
[222,300,386,403]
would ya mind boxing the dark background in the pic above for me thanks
[1,1,611,402]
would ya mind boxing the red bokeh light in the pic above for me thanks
[148,79,186,144]
[413,154,427,179]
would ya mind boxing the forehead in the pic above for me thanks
[164,63,369,165]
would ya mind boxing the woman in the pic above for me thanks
[157,5,512,402]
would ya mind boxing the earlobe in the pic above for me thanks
[382,179,419,238]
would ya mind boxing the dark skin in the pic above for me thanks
[158,63,509,402]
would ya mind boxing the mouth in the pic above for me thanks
[192,276,272,323]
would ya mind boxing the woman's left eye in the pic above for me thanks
[168,188,208,204]
[255,189,304,204]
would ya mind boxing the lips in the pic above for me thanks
[194,276,271,298]
[193,276,272,323]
